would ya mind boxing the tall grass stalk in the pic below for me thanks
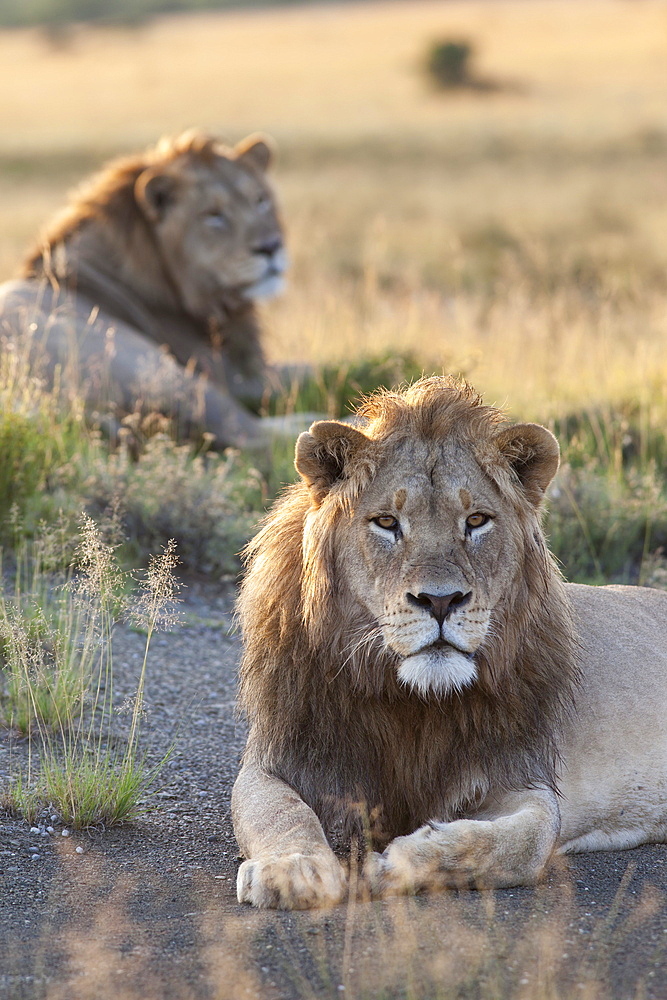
[0,517,180,828]
[0,533,94,739]
[125,537,180,764]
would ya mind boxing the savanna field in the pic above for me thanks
[2,0,667,585]
[3,5,667,999]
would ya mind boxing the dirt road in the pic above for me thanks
[1,582,666,1000]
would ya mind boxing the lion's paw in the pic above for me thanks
[237,852,347,910]
[365,823,482,898]
[364,834,430,899]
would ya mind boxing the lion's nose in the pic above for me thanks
[254,236,283,257]
[407,590,472,626]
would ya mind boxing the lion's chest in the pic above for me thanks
[284,700,472,848]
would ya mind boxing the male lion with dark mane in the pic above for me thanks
[232,376,667,909]
[0,130,299,448]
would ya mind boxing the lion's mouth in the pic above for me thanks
[239,250,288,302]
[242,270,286,302]
[397,642,478,697]
[427,638,475,658]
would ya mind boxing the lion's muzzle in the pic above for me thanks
[406,589,472,626]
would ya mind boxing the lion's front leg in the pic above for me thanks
[231,756,347,910]
[366,788,560,897]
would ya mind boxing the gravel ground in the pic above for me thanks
[1,578,667,1000]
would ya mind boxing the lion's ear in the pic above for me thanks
[295,421,371,504]
[234,134,274,172]
[135,168,179,223]
[494,423,560,507]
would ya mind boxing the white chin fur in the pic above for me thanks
[242,274,286,301]
[397,648,477,697]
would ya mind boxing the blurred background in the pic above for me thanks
[2,0,667,583]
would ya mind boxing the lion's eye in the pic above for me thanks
[373,515,399,531]
[205,211,230,231]
[466,513,490,530]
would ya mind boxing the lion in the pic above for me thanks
[0,130,302,448]
[231,375,667,909]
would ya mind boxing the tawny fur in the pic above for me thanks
[237,377,579,848]
[21,131,267,384]
[0,130,299,448]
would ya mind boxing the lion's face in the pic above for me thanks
[135,136,286,319]
[340,438,516,696]
[296,412,559,698]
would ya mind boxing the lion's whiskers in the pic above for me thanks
[335,623,386,682]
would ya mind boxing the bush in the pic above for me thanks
[546,404,667,585]
[83,435,265,576]
[267,350,427,418]
[426,40,474,89]
[546,463,667,584]
[0,349,93,544]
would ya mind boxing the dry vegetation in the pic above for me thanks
[0,0,666,416]
[5,848,662,1000]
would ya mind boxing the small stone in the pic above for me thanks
[30,827,40,835]
[61,829,70,837]
[50,815,58,822]
[46,827,54,834]
[30,854,41,861]
[75,846,84,854]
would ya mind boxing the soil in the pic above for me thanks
[1,578,667,1000]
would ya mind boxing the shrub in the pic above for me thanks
[426,39,474,89]
[0,348,91,542]
[83,434,265,576]
[546,404,667,585]
[268,350,428,418]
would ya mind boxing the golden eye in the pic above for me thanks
[373,515,398,531]
[466,513,489,530]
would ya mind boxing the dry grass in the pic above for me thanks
[0,1,667,423]
[6,851,662,1000]
[1,1,667,148]
[0,517,180,828]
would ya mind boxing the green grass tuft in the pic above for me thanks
[20,746,159,829]
[267,350,428,419]
[1,518,179,829]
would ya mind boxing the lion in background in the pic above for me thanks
[0,130,302,448]
[232,375,667,909]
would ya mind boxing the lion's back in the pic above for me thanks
[567,581,667,695]
[559,581,667,850]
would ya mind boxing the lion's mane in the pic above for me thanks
[237,378,579,847]
[21,130,267,383]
